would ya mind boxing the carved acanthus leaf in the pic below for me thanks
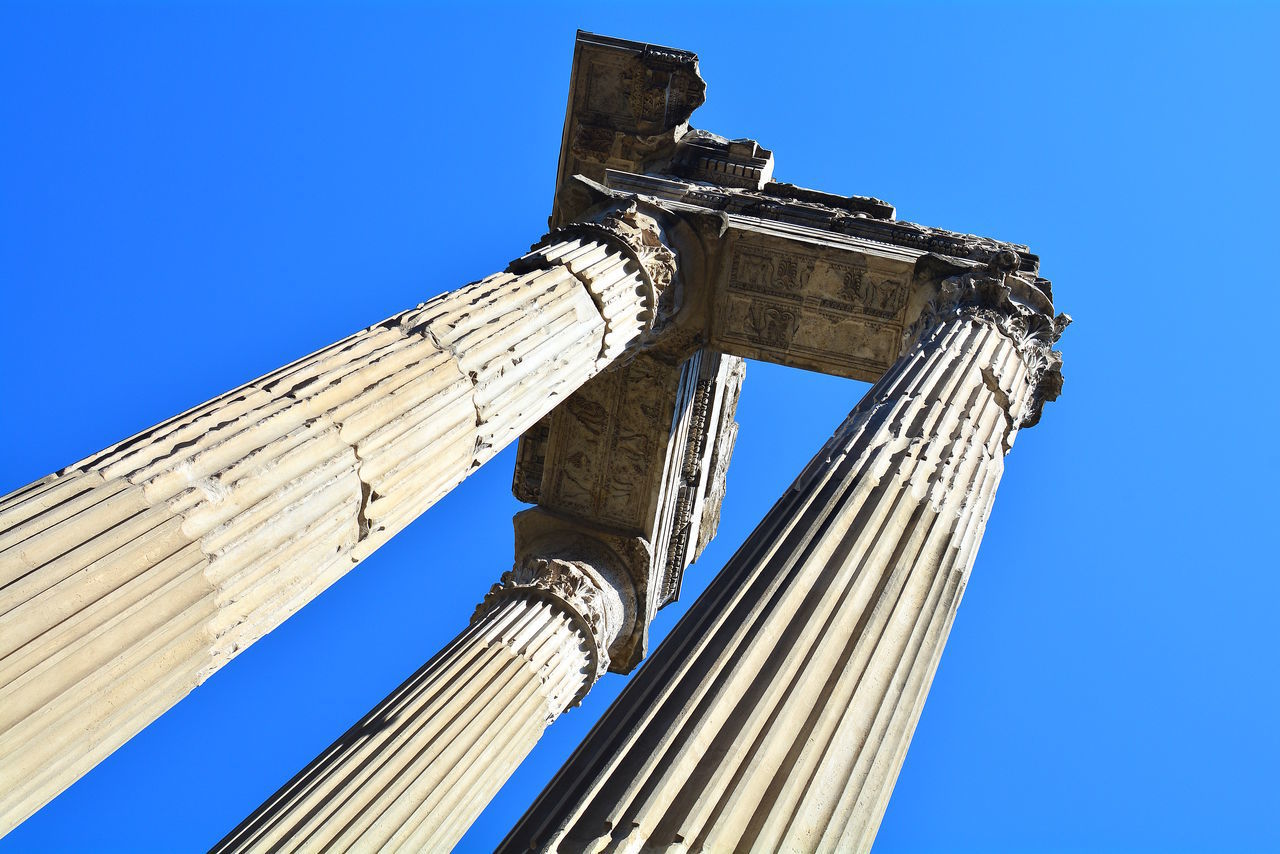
[473,556,615,682]
[907,253,1071,428]
[528,201,678,336]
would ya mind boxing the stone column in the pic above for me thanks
[0,202,676,834]
[213,553,630,854]
[499,264,1069,853]
[215,343,747,853]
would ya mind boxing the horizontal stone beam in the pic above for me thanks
[551,33,1051,385]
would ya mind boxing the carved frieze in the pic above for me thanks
[516,27,1063,671]
[714,230,914,382]
[521,354,679,532]
[575,168,1048,381]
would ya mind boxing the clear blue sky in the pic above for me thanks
[1,2,1276,851]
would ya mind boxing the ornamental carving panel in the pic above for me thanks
[713,232,913,382]
[527,355,681,533]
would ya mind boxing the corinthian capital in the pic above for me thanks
[908,252,1072,427]
[473,556,623,683]
[519,200,679,335]
[585,202,678,297]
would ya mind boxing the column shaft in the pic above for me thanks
[500,280,1065,852]
[215,557,623,854]
[0,205,672,834]
[215,597,591,853]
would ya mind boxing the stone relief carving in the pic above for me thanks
[553,34,706,227]
[744,303,800,348]
[531,354,675,530]
[511,349,745,645]
[581,47,703,135]
[711,232,912,381]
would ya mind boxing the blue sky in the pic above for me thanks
[1,2,1276,851]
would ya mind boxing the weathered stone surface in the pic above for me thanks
[3,29,1068,851]
[498,264,1066,853]
[551,32,706,228]
[596,169,1044,384]
[216,344,748,850]
[0,217,678,835]
[214,321,748,852]
[512,348,745,670]
[550,31,1044,387]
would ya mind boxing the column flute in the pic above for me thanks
[215,345,747,852]
[213,552,630,853]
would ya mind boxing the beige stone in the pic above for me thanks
[0,213,675,834]
[1,30,1069,851]
[215,346,747,851]
[513,349,746,668]
[498,267,1068,853]
[213,556,624,853]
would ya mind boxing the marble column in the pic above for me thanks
[0,202,676,834]
[213,553,630,854]
[499,263,1069,853]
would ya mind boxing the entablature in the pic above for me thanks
[513,30,1064,654]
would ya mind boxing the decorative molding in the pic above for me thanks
[661,354,745,605]
[672,131,775,190]
[712,230,912,383]
[600,168,1039,274]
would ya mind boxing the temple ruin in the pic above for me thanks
[0,32,1068,852]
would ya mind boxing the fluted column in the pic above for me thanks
[214,554,630,853]
[0,202,676,834]
[500,265,1069,853]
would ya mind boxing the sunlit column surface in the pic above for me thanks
[499,265,1068,853]
[213,555,627,854]
[0,203,676,834]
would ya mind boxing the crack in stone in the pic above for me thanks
[418,322,488,466]
[980,365,1017,456]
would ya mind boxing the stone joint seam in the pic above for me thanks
[121,378,374,613]
[417,324,489,462]
[507,248,618,364]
